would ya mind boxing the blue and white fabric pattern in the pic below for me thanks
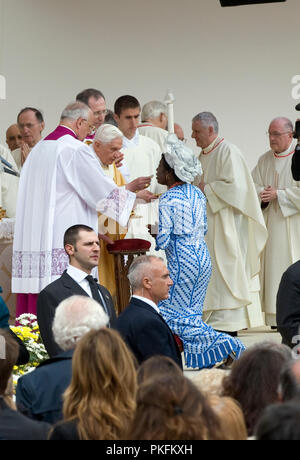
[157,183,246,369]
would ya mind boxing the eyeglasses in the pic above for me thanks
[82,120,95,132]
[18,123,41,130]
[93,110,108,117]
[267,131,292,138]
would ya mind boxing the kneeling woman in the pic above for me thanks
[154,135,245,369]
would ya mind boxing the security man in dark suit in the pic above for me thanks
[276,260,300,349]
[37,224,116,357]
[115,255,182,369]
[291,103,300,180]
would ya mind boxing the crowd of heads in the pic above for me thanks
[4,299,300,441]
[3,87,300,441]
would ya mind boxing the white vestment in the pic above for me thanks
[12,127,135,294]
[121,132,167,256]
[252,139,300,326]
[11,147,22,171]
[200,137,267,332]
[0,144,19,218]
[138,123,168,152]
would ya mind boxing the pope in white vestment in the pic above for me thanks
[252,137,300,326]
[0,144,19,218]
[121,131,167,255]
[199,137,267,332]
[12,125,136,296]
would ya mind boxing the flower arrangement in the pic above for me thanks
[10,313,49,382]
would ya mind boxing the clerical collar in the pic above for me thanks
[59,125,77,137]
[202,136,224,155]
[123,130,140,149]
[44,125,78,141]
[132,295,160,314]
[273,140,296,158]
[138,122,153,128]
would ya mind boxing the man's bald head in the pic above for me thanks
[268,117,294,154]
[6,124,22,151]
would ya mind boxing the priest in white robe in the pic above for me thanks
[6,124,22,152]
[0,144,19,218]
[12,102,154,317]
[192,112,267,334]
[252,117,300,327]
[12,107,45,171]
[114,96,167,256]
[138,100,168,152]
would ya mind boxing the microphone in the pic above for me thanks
[3,166,19,177]
[0,155,20,177]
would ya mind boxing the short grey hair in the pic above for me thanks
[141,101,168,122]
[128,255,163,291]
[192,112,219,134]
[60,101,90,122]
[52,295,109,351]
[93,123,123,144]
[270,117,294,132]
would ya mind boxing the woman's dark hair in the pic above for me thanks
[127,374,224,440]
[255,401,300,440]
[137,355,183,385]
[161,154,181,183]
[222,342,292,436]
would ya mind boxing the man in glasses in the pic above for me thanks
[252,117,299,329]
[76,88,107,145]
[12,107,45,170]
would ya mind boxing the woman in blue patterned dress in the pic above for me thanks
[155,135,245,369]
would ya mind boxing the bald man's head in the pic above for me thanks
[6,124,22,151]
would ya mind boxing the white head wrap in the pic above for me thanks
[164,134,203,183]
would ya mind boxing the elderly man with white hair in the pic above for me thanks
[153,134,246,369]
[91,124,130,302]
[138,100,168,152]
[192,112,267,336]
[12,104,154,318]
[252,117,300,328]
[16,295,108,424]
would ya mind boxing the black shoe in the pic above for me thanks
[216,330,238,337]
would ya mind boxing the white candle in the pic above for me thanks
[164,89,175,134]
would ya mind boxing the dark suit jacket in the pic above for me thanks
[115,297,182,369]
[291,144,300,181]
[16,350,73,425]
[37,270,116,357]
[0,398,51,440]
[49,420,80,440]
[277,260,300,348]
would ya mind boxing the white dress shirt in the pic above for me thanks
[131,295,160,314]
[66,265,107,310]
